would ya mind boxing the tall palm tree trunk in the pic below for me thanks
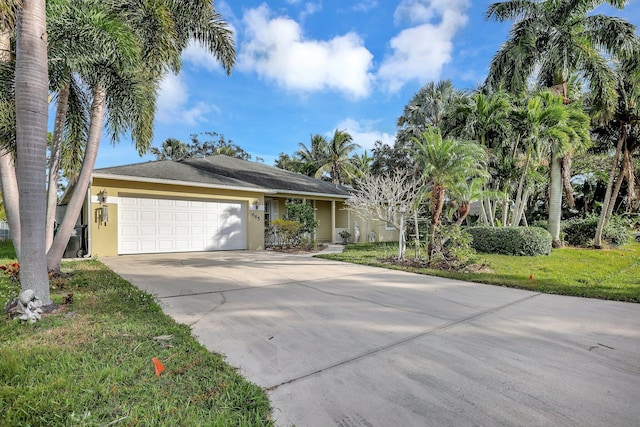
[428,185,445,260]
[548,151,563,247]
[0,29,20,257]
[47,85,106,271]
[594,129,626,247]
[15,0,50,303]
[46,83,70,251]
[0,152,21,257]
[512,152,530,226]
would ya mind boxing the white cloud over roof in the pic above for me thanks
[156,73,216,126]
[335,118,395,151]
[378,0,470,93]
[238,4,374,98]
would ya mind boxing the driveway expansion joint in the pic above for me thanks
[266,292,542,391]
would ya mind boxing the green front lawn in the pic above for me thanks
[318,241,640,302]
[0,242,273,426]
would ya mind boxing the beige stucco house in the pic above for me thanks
[73,155,399,257]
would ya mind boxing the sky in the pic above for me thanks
[92,0,640,169]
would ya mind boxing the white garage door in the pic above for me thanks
[118,196,247,254]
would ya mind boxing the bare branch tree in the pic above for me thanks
[346,172,423,259]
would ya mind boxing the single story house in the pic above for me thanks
[73,155,399,257]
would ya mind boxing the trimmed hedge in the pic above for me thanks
[562,215,629,247]
[466,226,552,256]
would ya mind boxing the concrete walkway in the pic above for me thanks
[101,251,640,427]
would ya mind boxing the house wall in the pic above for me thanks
[350,216,400,243]
[315,200,332,242]
[89,177,265,257]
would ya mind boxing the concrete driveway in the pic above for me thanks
[101,250,640,427]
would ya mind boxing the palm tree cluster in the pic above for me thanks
[276,129,366,185]
[366,0,639,253]
[150,132,255,161]
[4,0,235,303]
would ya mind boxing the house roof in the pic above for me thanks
[92,155,352,198]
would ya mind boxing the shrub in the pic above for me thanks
[269,219,302,247]
[562,215,629,247]
[284,200,319,235]
[466,226,552,256]
[430,226,476,270]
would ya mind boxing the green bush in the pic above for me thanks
[466,226,552,256]
[431,226,476,269]
[269,219,302,247]
[562,215,630,247]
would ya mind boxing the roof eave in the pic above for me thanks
[91,172,276,194]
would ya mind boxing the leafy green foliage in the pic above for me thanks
[284,199,318,235]
[562,215,630,247]
[430,226,477,270]
[466,226,552,256]
[269,219,303,247]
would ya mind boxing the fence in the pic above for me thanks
[0,221,10,240]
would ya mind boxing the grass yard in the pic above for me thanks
[0,241,273,426]
[318,241,640,303]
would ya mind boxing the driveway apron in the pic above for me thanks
[101,251,640,427]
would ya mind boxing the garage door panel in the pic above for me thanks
[175,212,189,222]
[140,211,156,221]
[118,196,246,254]
[158,211,173,222]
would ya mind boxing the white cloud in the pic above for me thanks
[334,118,395,151]
[156,73,215,126]
[182,41,227,72]
[378,0,470,93]
[238,5,374,98]
[353,1,378,13]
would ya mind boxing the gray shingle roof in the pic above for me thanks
[93,155,351,197]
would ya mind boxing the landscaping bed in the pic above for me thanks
[317,241,640,302]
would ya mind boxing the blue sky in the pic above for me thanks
[93,0,640,169]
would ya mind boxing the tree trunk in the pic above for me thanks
[512,153,530,227]
[47,85,107,271]
[548,150,563,247]
[0,152,21,257]
[413,210,420,257]
[455,203,470,226]
[46,83,71,251]
[561,154,575,208]
[501,194,509,228]
[605,164,625,222]
[15,0,51,303]
[428,185,445,260]
[594,129,625,248]
[0,31,20,257]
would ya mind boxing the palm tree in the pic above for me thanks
[543,92,591,246]
[46,0,236,271]
[593,59,640,247]
[485,0,638,123]
[151,137,189,160]
[297,134,328,177]
[314,130,359,184]
[0,5,21,257]
[412,127,487,260]
[450,177,487,226]
[444,89,512,226]
[396,80,459,159]
[349,150,373,181]
[14,0,51,302]
[485,0,628,245]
